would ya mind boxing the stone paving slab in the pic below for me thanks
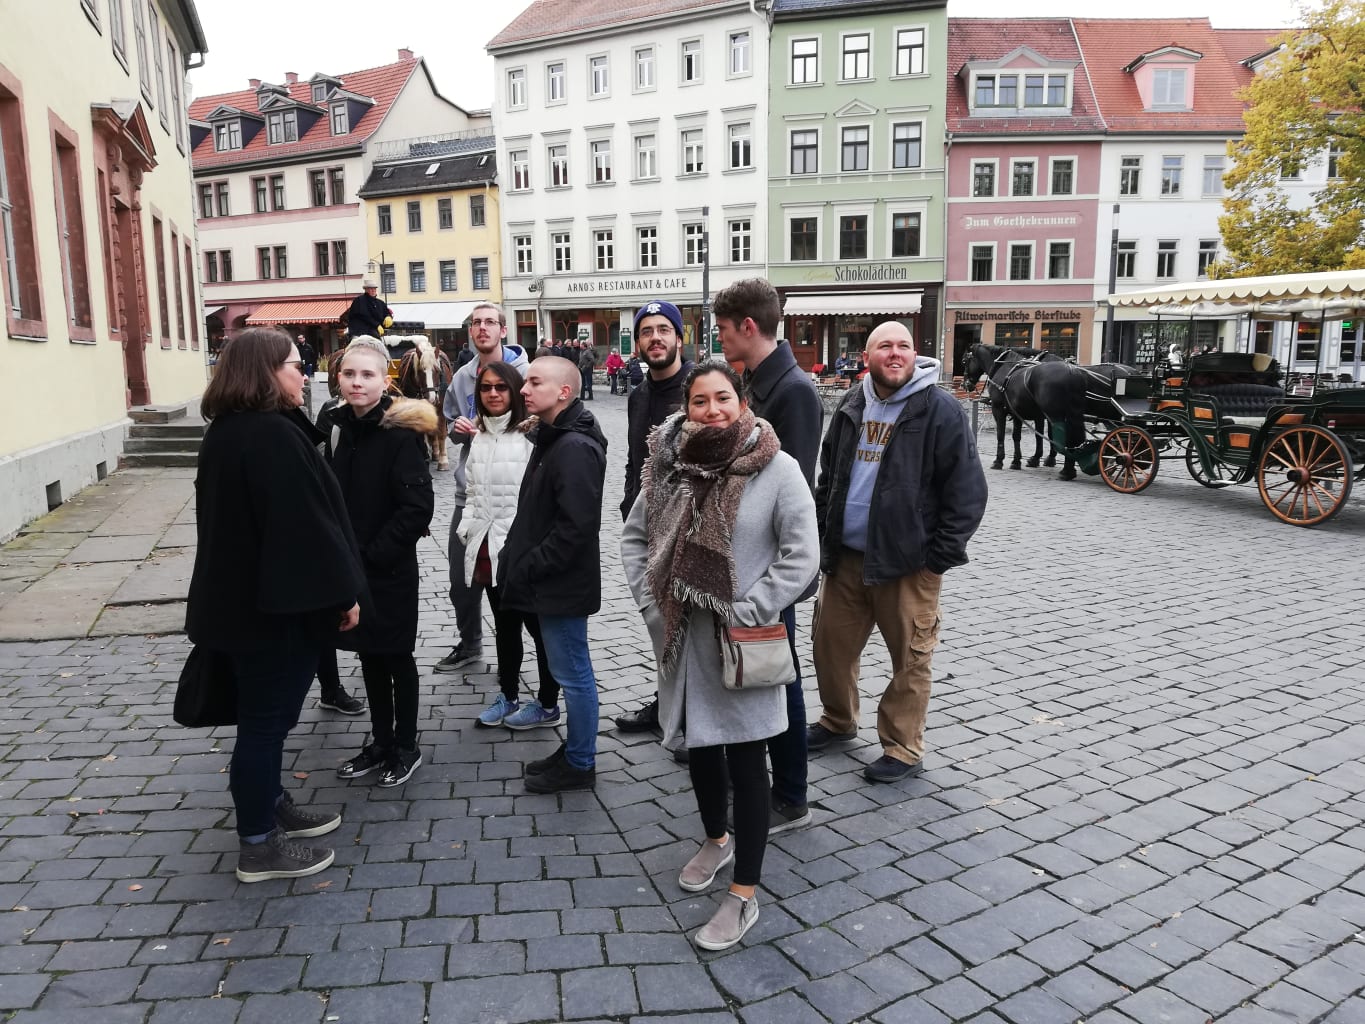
[90,601,187,638]
[64,536,158,565]
[0,561,136,639]
[109,551,195,605]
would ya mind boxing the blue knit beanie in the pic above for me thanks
[633,300,684,339]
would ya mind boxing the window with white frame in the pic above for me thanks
[683,222,706,267]
[438,197,453,229]
[149,5,167,125]
[1156,239,1177,278]
[841,126,869,172]
[790,217,817,261]
[729,219,751,263]
[409,260,426,292]
[635,134,657,179]
[440,260,458,292]
[1160,155,1182,196]
[634,47,655,91]
[1197,239,1217,277]
[547,62,566,103]
[681,39,702,83]
[407,201,422,232]
[1022,74,1066,107]
[839,215,867,259]
[472,258,490,290]
[331,103,349,135]
[514,234,533,274]
[215,181,229,216]
[507,68,527,109]
[168,41,184,149]
[970,244,993,282]
[1119,156,1141,195]
[1051,158,1074,195]
[1151,68,1187,108]
[842,33,870,80]
[895,28,924,75]
[728,123,751,170]
[469,194,485,227]
[131,0,150,98]
[331,240,347,277]
[109,0,127,62]
[591,140,612,182]
[552,230,572,272]
[1328,144,1343,179]
[594,229,614,271]
[638,226,658,268]
[891,213,920,257]
[1116,240,1136,278]
[213,120,242,152]
[199,183,216,218]
[729,31,751,76]
[791,38,818,84]
[1047,241,1071,279]
[891,122,921,169]
[790,129,818,174]
[972,161,995,197]
[380,262,395,292]
[1012,160,1035,197]
[1009,243,1032,280]
[313,242,332,277]
[1202,155,1225,195]
[511,149,530,190]
[549,144,569,187]
[590,55,609,97]
[681,129,704,174]
[975,74,1016,107]
[266,109,298,145]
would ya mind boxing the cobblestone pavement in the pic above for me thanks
[1,393,1365,1023]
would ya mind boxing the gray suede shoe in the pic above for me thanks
[694,891,760,950]
[678,836,734,892]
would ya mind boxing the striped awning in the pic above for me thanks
[783,292,923,317]
[245,298,351,326]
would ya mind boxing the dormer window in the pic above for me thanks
[266,110,298,144]
[330,103,349,135]
[972,72,1068,111]
[214,120,242,151]
[1152,68,1187,108]
[312,83,329,103]
[1125,47,1199,111]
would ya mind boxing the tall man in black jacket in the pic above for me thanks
[614,299,693,734]
[498,357,608,794]
[714,277,823,834]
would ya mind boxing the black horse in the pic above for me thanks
[1003,358,1141,480]
[961,344,1059,471]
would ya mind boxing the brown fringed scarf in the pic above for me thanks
[642,408,781,672]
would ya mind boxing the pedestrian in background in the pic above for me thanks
[578,344,596,401]
[605,349,624,394]
[456,361,562,731]
[188,327,364,882]
[329,338,436,789]
[621,363,818,949]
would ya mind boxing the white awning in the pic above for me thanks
[388,301,481,329]
[202,305,226,321]
[1107,269,1365,308]
[783,292,922,317]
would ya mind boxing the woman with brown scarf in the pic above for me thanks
[621,363,818,950]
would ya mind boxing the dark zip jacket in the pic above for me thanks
[620,359,692,520]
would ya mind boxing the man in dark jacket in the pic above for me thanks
[810,322,986,783]
[346,280,391,340]
[714,277,823,834]
[613,300,693,735]
[498,357,608,794]
[578,344,596,401]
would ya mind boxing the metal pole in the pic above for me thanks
[701,204,711,362]
[1103,203,1119,363]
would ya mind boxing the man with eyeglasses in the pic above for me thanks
[435,303,530,674]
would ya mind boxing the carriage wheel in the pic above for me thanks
[1098,426,1160,494]
[1256,425,1353,527]
[1185,445,1231,488]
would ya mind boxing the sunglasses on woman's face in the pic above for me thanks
[479,383,510,393]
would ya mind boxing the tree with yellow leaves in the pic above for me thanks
[1215,0,1365,277]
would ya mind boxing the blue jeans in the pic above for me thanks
[537,615,599,770]
[766,604,809,807]
[229,644,320,838]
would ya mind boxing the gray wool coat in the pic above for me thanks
[621,449,819,751]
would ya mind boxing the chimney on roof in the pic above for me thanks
[285,71,299,84]
[249,78,261,88]
[398,48,414,60]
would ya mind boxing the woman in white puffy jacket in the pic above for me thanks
[457,361,562,730]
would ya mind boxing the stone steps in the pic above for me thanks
[120,452,200,468]
[121,404,204,468]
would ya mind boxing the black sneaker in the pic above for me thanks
[526,742,567,777]
[806,722,858,751]
[434,643,483,674]
[614,698,660,732]
[524,755,596,794]
[318,686,365,715]
[864,754,923,784]
[275,792,341,839]
[378,746,422,788]
[337,741,390,780]
[236,829,334,883]
[769,799,813,835]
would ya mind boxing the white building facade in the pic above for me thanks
[488,0,770,356]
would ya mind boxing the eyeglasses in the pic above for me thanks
[478,382,510,393]
[470,318,503,328]
[282,359,303,369]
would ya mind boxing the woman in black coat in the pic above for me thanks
[187,328,365,884]
[327,338,436,788]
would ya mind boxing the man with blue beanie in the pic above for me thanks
[810,321,987,783]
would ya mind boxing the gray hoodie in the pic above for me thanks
[442,344,529,504]
[840,356,940,551]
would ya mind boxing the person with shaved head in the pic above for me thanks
[809,321,986,784]
[496,356,608,793]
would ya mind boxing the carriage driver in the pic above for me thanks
[808,321,988,783]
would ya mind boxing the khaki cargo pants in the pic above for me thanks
[812,550,942,766]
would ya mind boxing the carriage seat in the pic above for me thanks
[1195,383,1284,425]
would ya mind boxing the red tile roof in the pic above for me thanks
[488,0,733,50]
[1071,18,1275,133]
[188,58,420,170]
[946,19,1105,135]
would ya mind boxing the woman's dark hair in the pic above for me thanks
[682,361,746,404]
[200,328,295,420]
[475,361,527,430]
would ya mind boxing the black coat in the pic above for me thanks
[497,400,607,617]
[745,341,823,489]
[347,292,391,339]
[620,360,692,520]
[328,396,436,653]
[187,409,364,653]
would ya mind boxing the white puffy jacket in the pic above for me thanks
[456,412,533,586]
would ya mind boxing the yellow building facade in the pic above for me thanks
[0,0,208,539]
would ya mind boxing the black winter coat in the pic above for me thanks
[745,341,823,488]
[620,360,692,520]
[347,292,391,339]
[497,400,607,617]
[329,396,436,653]
[187,409,365,653]
[815,384,987,583]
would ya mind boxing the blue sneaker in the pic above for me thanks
[476,694,519,728]
[503,701,562,731]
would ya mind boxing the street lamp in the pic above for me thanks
[366,252,388,302]
[700,204,711,362]
[1103,204,1119,363]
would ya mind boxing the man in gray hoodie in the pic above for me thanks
[810,321,987,783]
[435,302,530,673]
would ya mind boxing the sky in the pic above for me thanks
[187,0,1300,111]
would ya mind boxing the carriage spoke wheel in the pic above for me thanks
[1256,425,1353,527]
[1098,426,1160,494]
[1185,444,1231,488]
